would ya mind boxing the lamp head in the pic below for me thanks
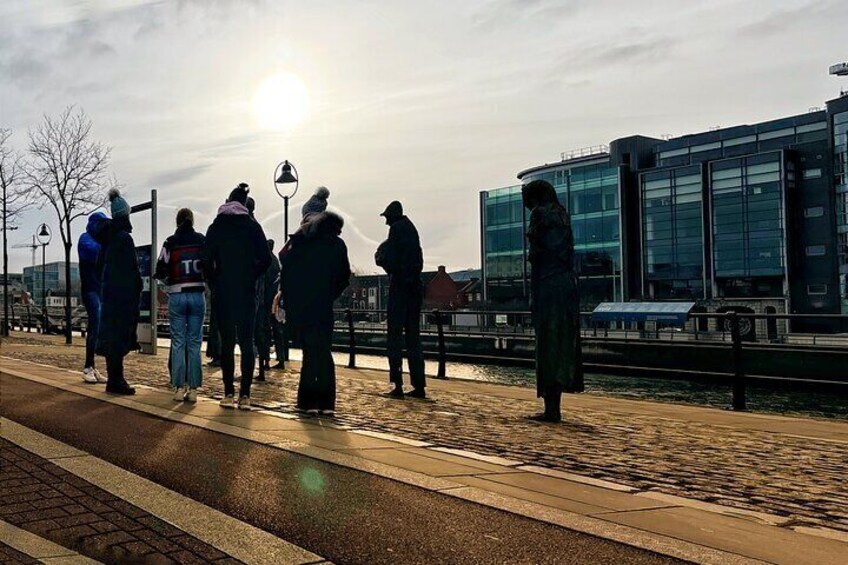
[275,160,298,184]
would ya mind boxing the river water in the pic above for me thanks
[171,339,848,420]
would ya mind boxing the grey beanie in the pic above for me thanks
[108,188,130,218]
[301,186,330,217]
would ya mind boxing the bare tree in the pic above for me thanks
[25,106,115,344]
[1,128,35,336]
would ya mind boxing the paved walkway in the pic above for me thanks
[2,352,848,564]
[3,333,847,536]
[1,369,688,565]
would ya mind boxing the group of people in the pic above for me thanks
[78,178,580,422]
[77,182,434,416]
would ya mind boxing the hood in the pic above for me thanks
[302,211,344,239]
[217,201,249,216]
[86,212,110,238]
[522,179,561,210]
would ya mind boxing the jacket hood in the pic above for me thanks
[302,211,344,239]
[217,201,249,216]
[86,212,110,238]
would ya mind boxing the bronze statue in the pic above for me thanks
[522,180,584,422]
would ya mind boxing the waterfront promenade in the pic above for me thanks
[2,332,847,564]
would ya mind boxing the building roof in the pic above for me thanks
[516,152,611,180]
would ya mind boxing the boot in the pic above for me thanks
[546,392,562,423]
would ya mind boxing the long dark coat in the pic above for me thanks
[524,182,584,396]
[94,216,142,358]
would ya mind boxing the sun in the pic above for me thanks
[253,72,310,130]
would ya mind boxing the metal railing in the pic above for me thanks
[333,308,848,411]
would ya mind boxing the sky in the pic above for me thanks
[1,0,847,274]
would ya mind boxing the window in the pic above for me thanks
[807,284,828,295]
[659,147,688,159]
[805,245,826,257]
[723,135,757,147]
[802,168,822,179]
[690,142,721,153]
[759,127,794,140]
[804,206,824,218]
[796,122,826,134]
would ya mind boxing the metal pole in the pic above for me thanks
[284,195,289,243]
[41,244,46,334]
[346,308,356,368]
[2,199,8,337]
[435,309,447,379]
[150,189,158,355]
[729,312,746,411]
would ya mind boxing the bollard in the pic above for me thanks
[729,312,747,411]
[434,309,447,379]
[345,309,356,369]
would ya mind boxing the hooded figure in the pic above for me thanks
[522,179,583,423]
[78,211,110,383]
[375,200,426,398]
[301,186,330,220]
[94,189,142,395]
[280,212,350,414]
[202,183,271,408]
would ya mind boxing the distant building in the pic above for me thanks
[23,262,80,304]
[339,268,482,312]
[481,93,848,331]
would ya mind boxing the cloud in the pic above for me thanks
[146,163,212,187]
[737,0,841,37]
[473,0,583,28]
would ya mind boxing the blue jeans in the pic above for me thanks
[169,292,206,388]
[82,291,101,369]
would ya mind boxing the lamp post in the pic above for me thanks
[36,224,51,334]
[273,160,299,243]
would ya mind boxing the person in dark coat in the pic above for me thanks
[265,239,289,369]
[279,212,350,415]
[78,211,109,384]
[522,179,583,423]
[375,201,426,399]
[255,239,285,379]
[94,189,142,396]
[202,183,271,409]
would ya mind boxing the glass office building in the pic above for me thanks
[23,262,80,304]
[481,94,847,326]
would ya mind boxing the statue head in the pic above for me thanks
[521,179,560,210]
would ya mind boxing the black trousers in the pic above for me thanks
[218,305,257,398]
[387,285,425,389]
[271,318,288,362]
[296,323,335,411]
[207,294,221,360]
[105,354,124,387]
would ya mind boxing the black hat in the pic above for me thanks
[246,196,256,216]
[380,201,403,218]
[228,182,249,205]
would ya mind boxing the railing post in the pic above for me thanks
[729,312,747,411]
[27,306,31,333]
[345,308,356,369]
[434,309,446,379]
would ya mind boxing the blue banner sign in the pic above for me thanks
[591,302,696,325]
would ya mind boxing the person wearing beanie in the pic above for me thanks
[375,200,426,399]
[93,188,142,395]
[301,186,330,223]
[155,208,206,403]
[202,183,272,409]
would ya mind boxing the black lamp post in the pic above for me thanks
[36,223,51,334]
[274,160,299,242]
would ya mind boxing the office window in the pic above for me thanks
[723,135,757,147]
[804,206,824,218]
[759,127,795,140]
[796,122,826,134]
[805,245,826,257]
[807,284,828,295]
[690,142,721,153]
[658,147,688,159]
[802,168,822,179]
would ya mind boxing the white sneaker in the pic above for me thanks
[237,396,251,410]
[185,389,197,403]
[173,387,187,402]
[93,368,107,383]
[320,409,335,417]
[219,395,236,409]
[82,367,98,384]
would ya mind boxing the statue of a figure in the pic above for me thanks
[522,179,584,422]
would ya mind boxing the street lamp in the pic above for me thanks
[273,160,299,243]
[36,224,51,334]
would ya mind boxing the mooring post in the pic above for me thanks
[729,312,747,411]
[346,308,356,369]
[434,309,447,379]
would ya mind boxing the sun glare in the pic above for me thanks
[253,72,310,130]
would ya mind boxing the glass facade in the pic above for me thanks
[640,165,704,299]
[710,153,786,297]
[524,160,622,307]
[834,110,848,313]
[22,262,80,304]
[482,185,527,306]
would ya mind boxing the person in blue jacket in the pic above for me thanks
[78,211,109,384]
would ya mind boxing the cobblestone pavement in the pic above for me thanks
[0,437,243,564]
[3,335,847,534]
